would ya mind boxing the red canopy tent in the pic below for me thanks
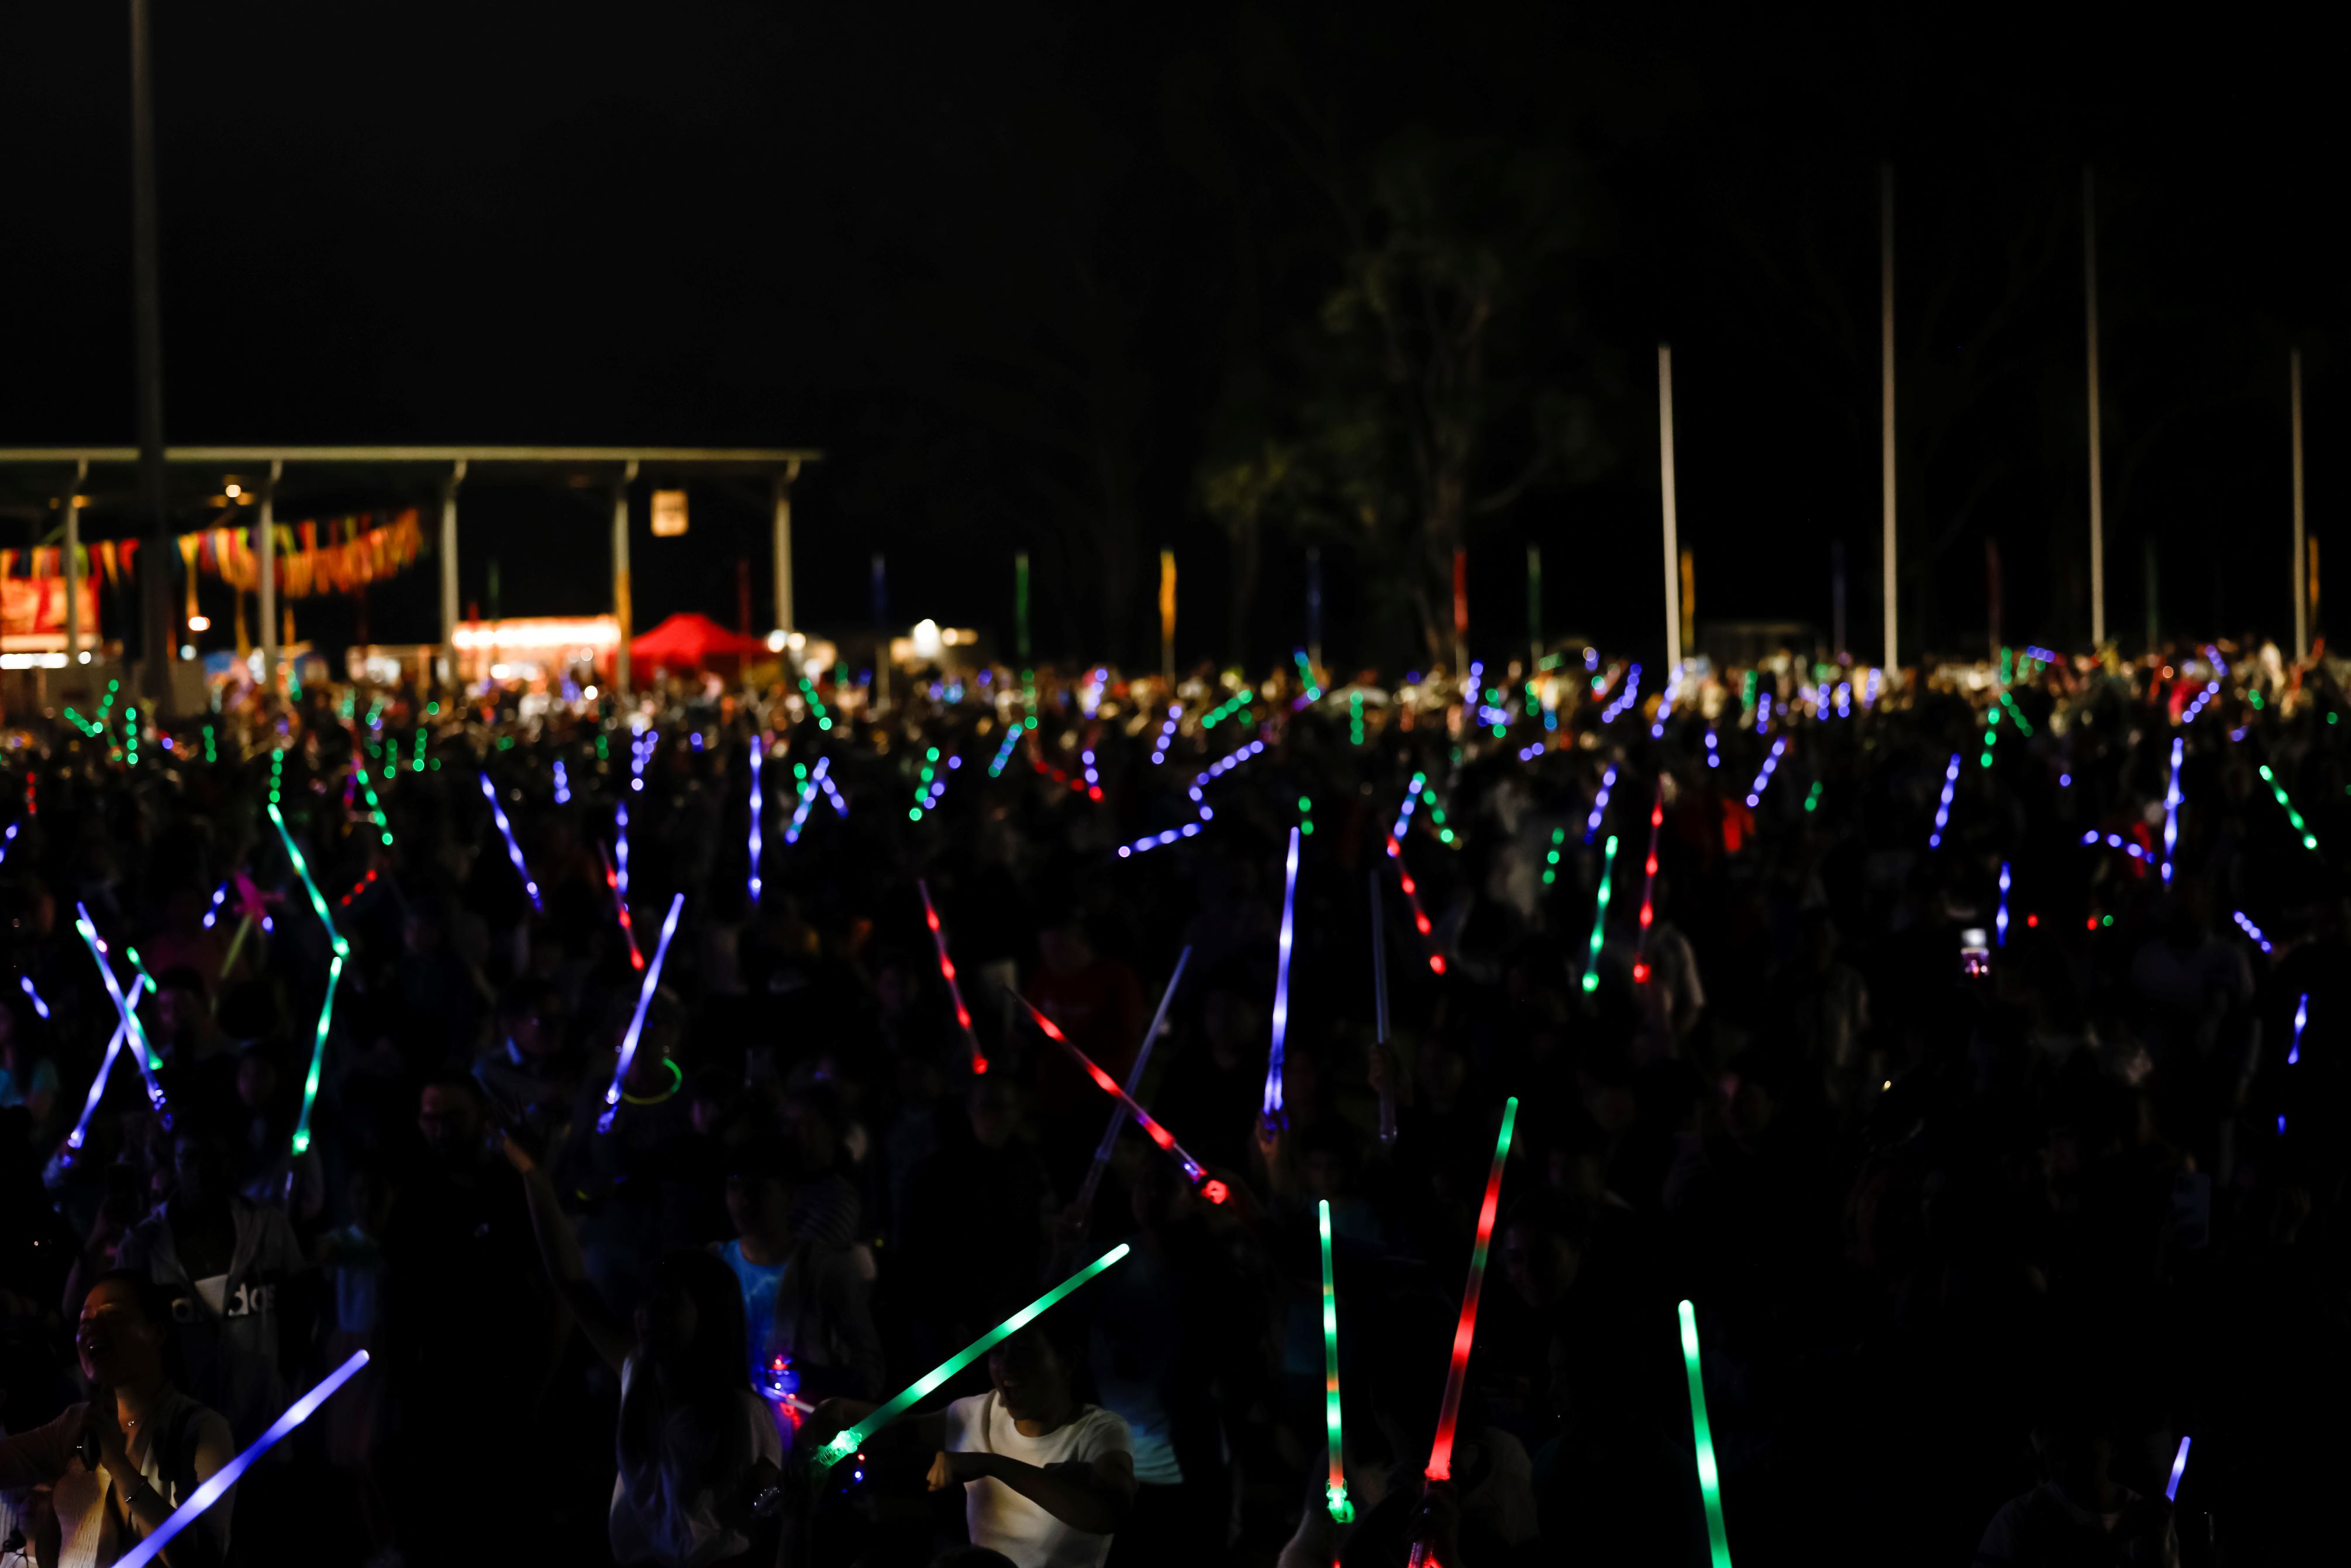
[629,612,762,674]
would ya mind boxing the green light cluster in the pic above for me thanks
[355,756,393,847]
[1349,692,1365,747]
[798,676,835,732]
[268,747,285,806]
[1199,691,1252,729]
[1298,795,1315,836]
[123,708,139,767]
[1541,826,1566,887]
[202,725,217,764]
[1804,781,1822,814]
[1422,788,1454,845]
[1678,1300,1735,1567]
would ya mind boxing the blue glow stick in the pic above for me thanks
[1263,826,1299,1118]
[0,821,18,864]
[554,758,571,805]
[1928,752,1960,849]
[2232,911,2273,954]
[20,974,50,1019]
[783,757,826,845]
[114,1350,371,1568]
[71,907,170,1129]
[597,892,686,1134]
[1115,822,1205,857]
[1744,738,1787,808]
[1584,764,1617,844]
[615,798,633,900]
[1996,862,2011,947]
[2163,738,2183,884]
[747,741,764,907]
[56,975,152,1164]
[2290,994,2307,1065]
[478,774,543,911]
[2164,1434,2191,1502]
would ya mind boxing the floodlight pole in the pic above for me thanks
[63,460,87,663]
[613,459,637,696]
[439,459,465,688]
[773,457,799,650]
[2085,166,2106,649]
[1659,343,1682,674]
[258,459,281,692]
[2292,349,2308,662]
[1881,161,1898,674]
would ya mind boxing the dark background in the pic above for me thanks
[1,2,2342,673]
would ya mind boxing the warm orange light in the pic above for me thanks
[187,615,211,632]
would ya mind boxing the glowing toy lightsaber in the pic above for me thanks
[1421,1096,1516,1488]
[1632,785,1664,984]
[1014,996,1226,1204]
[1319,1200,1354,1525]
[808,1245,1131,1474]
[784,757,828,845]
[1583,835,1619,993]
[71,907,169,1129]
[747,740,764,907]
[1072,948,1192,1228]
[2164,1435,2191,1502]
[1927,752,1960,850]
[916,878,988,1075]
[19,974,50,1019]
[56,980,153,1166]
[478,773,543,911]
[268,804,349,1156]
[114,1350,371,1568]
[2290,993,2308,1064]
[1997,862,2011,948]
[1678,1300,1735,1568]
[1263,826,1300,1120]
[598,841,644,970]
[2163,737,2183,884]
[596,892,686,1134]
[615,798,633,901]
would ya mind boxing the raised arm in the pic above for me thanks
[501,1135,632,1373]
[928,1443,1136,1535]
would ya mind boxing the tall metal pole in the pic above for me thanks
[772,457,799,641]
[129,0,177,711]
[258,459,280,694]
[1880,161,1898,674]
[1659,343,1683,674]
[613,459,637,695]
[1526,542,1543,670]
[2292,349,2308,662]
[439,459,464,687]
[63,460,86,664]
[2084,166,2106,649]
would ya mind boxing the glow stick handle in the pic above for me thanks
[809,1245,1130,1474]
[1678,1300,1734,1567]
[1425,1095,1518,1484]
[597,892,686,1133]
[114,1350,370,1568]
[1073,947,1192,1226]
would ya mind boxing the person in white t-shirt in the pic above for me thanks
[814,1321,1134,1568]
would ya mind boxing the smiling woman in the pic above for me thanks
[0,1270,237,1568]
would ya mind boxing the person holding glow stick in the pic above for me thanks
[597,892,687,1135]
[502,1135,786,1566]
[805,1246,1138,1566]
[0,1270,239,1568]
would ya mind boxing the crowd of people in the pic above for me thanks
[1,640,2342,1566]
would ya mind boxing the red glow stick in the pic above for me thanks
[1422,1095,1518,1486]
[917,878,987,1074]
[1390,861,1447,976]
[1632,783,1663,984]
[1012,994,1226,1204]
[598,840,646,970]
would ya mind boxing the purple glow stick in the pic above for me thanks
[597,892,686,1134]
[1263,826,1300,1119]
[478,774,542,909]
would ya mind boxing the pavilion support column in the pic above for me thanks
[613,459,638,696]
[63,459,87,664]
[773,457,799,647]
[439,459,465,687]
[258,459,282,695]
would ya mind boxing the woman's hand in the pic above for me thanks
[84,1393,133,1479]
[927,1450,991,1491]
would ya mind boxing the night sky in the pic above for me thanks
[2,4,2342,672]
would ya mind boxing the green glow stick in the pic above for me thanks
[2256,764,2321,853]
[1319,1200,1353,1523]
[1678,1299,1733,1567]
[124,945,164,1069]
[809,1242,1131,1473]
[1582,835,1618,993]
[269,802,348,1157]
